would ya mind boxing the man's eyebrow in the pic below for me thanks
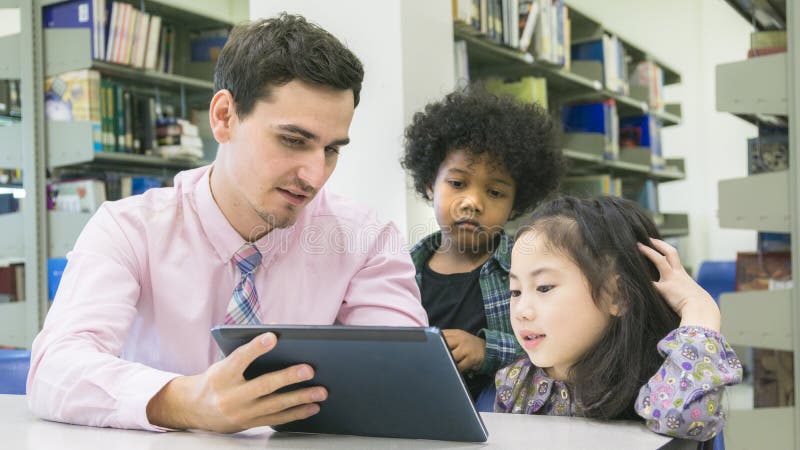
[276,124,350,147]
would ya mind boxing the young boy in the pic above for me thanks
[402,87,565,399]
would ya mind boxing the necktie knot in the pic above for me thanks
[233,243,262,276]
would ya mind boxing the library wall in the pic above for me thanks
[565,0,756,270]
[250,0,454,237]
[0,8,20,37]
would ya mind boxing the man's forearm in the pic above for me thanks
[146,376,196,430]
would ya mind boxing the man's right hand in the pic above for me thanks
[146,332,327,433]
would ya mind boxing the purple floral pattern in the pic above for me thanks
[493,326,742,441]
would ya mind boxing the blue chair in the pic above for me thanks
[0,349,31,394]
[695,261,736,304]
[695,261,736,450]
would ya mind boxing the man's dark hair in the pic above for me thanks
[402,86,565,217]
[214,13,364,118]
[515,195,684,421]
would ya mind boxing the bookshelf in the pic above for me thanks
[452,4,688,240]
[715,0,798,448]
[0,0,233,348]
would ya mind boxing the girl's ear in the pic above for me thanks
[604,275,624,317]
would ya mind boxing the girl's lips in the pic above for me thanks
[520,331,546,350]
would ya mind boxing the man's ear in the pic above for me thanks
[209,89,237,144]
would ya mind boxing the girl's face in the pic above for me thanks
[509,231,614,381]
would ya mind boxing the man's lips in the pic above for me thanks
[277,187,309,205]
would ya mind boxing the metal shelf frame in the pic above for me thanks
[716,0,800,447]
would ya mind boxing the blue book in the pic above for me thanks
[131,177,162,195]
[571,40,604,64]
[562,101,619,159]
[47,257,68,301]
[619,114,663,167]
[43,0,105,60]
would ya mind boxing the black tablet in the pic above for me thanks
[211,325,489,442]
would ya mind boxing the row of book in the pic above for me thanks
[44,69,205,159]
[453,2,668,112]
[453,0,570,67]
[0,263,24,303]
[0,80,21,120]
[748,30,786,59]
[42,0,230,72]
[48,175,166,213]
[559,175,658,212]
[483,76,665,170]
[735,249,793,408]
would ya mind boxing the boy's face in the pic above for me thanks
[428,149,515,252]
[509,232,613,381]
[218,79,354,232]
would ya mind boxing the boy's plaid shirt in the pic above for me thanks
[410,231,525,375]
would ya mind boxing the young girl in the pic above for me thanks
[497,195,742,441]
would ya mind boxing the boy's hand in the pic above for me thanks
[146,332,327,433]
[638,238,721,332]
[442,329,486,373]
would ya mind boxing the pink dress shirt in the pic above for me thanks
[27,165,428,431]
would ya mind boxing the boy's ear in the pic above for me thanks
[425,184,434,201]
[209,89,237,144]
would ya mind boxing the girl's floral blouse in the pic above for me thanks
[494,326,743,441]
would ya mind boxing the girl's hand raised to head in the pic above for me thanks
[637,238,722,332]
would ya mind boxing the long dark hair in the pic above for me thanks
[516,195,680,420]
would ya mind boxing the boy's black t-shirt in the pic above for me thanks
[421,263,491,400]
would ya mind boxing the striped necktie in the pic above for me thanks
[224,243,263,325]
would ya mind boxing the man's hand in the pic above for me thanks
[638,238,721,332]
[441,329,486,373]
[146,332,327,433]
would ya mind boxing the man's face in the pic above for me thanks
[221,79,354,233]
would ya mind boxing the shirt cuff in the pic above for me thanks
[118,368,182,432]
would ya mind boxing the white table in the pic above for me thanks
[0,395,695,449]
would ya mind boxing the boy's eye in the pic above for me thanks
[537,285,554,293]
[448,180,465,188]
[509,289,521,298]
[488,189,505,198]
[325,146,340,155]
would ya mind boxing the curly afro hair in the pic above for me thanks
[402,86,565,217]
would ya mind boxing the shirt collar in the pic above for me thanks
[410,230,512,273]
[195,165,311,266]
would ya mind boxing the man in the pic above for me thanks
[27,14,427,433]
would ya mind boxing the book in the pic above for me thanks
[47,258,68,301]
[619,114,663,169]
[561,100,619,160]
[50,179,107,213]
[518,0,540,52]
[190,29,229,62]
[748,134,788,174]
[757,233,791,253]
[484,76,548,109]
[629,61,664,111]
[561,174,622,197]
[0,193,19,214]
[44,69,102,152]
[43,0,106,60]
[572,34,628,94]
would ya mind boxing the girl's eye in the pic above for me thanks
[448,180,464,188]
[509,289,521,298]
[537,285,554,293]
